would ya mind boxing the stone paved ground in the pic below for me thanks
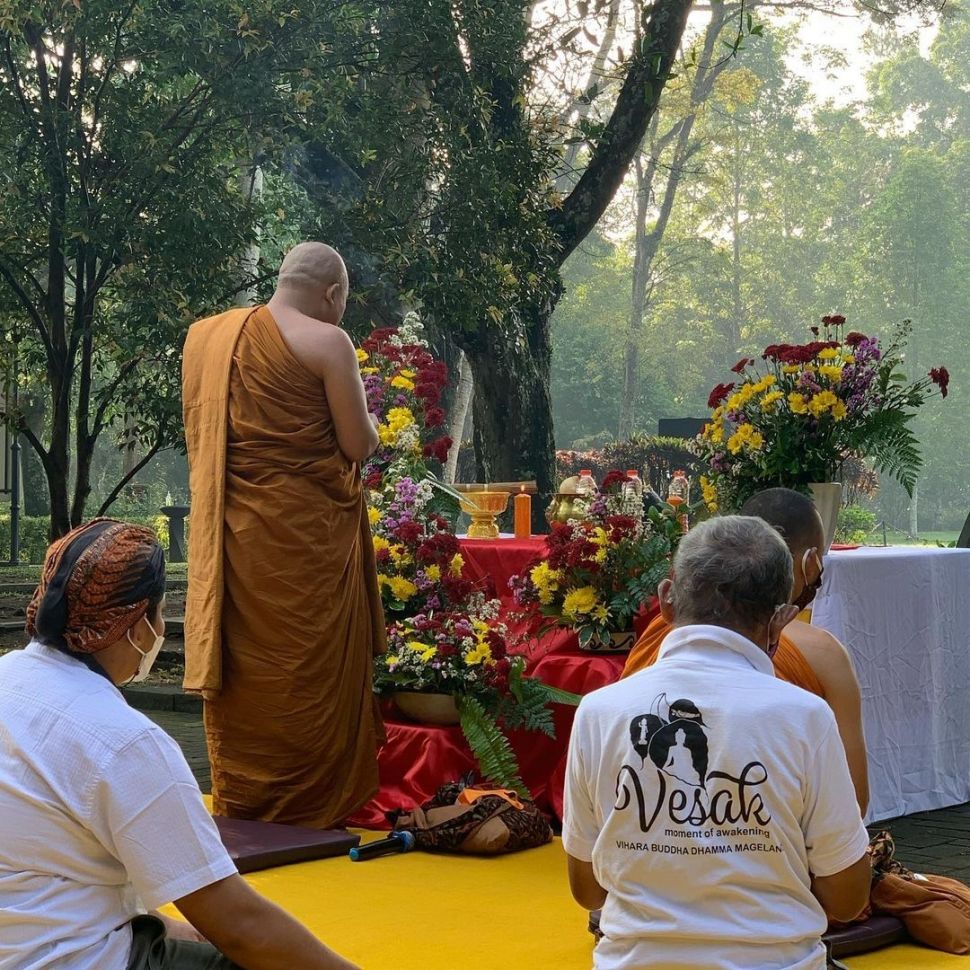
[144,706,970,879]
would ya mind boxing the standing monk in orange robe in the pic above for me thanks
[182,242,385,827]
[623,487,869,815]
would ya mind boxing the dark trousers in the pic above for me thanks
[126,915,242,970]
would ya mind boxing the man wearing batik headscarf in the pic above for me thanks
[0,520,358,970]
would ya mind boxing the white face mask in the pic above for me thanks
[126,616,165,684]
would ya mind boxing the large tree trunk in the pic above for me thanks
[463,305,557,532]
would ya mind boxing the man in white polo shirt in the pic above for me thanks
[563,515,871,970]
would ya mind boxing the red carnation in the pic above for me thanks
[394,520,423,544]
[730,358,752,374]
[708,382,735,408]
[362,327,399,353]
[423,435,452,464]
[845,332,867,347]
[424,405,446,429]
[929,367,950,398]
[415,382,442,407]
[601,470,628,493]
[830,314,846,326]
[606,515,638,542]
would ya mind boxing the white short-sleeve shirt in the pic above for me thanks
[563,624,870,970]
[0,643,237,970]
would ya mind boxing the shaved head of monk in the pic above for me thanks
[740,487,826,610]
[274,241,349,325]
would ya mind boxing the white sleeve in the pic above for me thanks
[801,716,870,878]
[561,704,599,862]
[89,728,237,909]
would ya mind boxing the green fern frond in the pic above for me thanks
[457,695,529,796]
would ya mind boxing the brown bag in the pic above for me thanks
[868,830,970,955]
[388,778,552,855]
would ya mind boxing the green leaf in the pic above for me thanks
[457,695,528,795]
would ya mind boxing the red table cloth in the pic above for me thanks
[458,536,547,604]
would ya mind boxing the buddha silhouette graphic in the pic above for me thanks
[629,693,710,789]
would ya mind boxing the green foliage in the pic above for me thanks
[0,0,371,533]
[836,505,877,545]
[456,694,527,796]
[0,512,168,563]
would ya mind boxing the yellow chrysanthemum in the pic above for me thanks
[819,365,843,383]
[832,400,848,421]
[782,365,800,375]
[562,586,600,619]
[450,553,464,577]
[367,506,381,526]
[389,544,410,565]
[361,366,379,376]
[809,390,839,417]
[592,604,609,623]
[388,576,418,601]
[465,642,493,666]
[529,561,562,605]
[399,369,416,379]
[372,536,389,553]
[727,423,764,455]
[356,348,370,364]
[424,564,441,582]
[384,655,399,666]
[390,375,415,391]
[842,353,855,364]
[788,393,810,415]
[700,475,718,514]
[760,390,784,412]
[705,421,725,444]
[818,347,840,361]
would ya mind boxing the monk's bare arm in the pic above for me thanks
[285,321,378,463]
[317,328,380,462]
[796,624,869,815]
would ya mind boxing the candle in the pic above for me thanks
[514,486,532,539]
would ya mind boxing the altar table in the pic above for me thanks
[812,545,970,823]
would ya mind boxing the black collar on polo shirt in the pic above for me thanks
[656,624,775,677]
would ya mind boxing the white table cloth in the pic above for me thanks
[812,545,970,823]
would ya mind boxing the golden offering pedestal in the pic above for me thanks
[459,490,510,539]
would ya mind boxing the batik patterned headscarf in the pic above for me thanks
[26,519,166,654]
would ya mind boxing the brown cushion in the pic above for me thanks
[823,915,908,957]
[212,816,359,873]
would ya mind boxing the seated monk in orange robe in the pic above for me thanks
[623,487,869,815]
[182,242,386,828]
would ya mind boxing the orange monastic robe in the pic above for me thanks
[622,613,824,698]
[182,305,386,827]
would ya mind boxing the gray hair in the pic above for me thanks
[670,515,793,630]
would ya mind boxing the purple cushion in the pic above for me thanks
[823,916,908,957]
[213,816,359,873]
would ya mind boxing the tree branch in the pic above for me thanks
[548,0,694,263]
[0,258,53,356]
[96,442,165,517]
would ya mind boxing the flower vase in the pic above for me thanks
[392,691,461,725]
[579,630,637,654]
[809,482,842,552]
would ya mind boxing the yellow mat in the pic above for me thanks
[163,828,964,968]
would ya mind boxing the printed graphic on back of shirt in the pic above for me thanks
[615,692,784,857]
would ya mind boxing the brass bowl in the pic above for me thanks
[459,490,510,539]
